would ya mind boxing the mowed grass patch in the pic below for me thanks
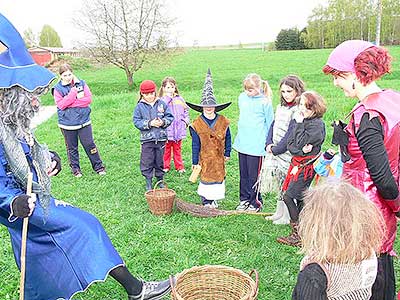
[1,47,400,299]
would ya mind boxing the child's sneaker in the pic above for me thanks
[73,170,82,178]
[163,168,170,173]
[177,169,186,174]
[246,204,261,212]
[236,200,249,211]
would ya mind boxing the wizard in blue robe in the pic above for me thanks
[0,13,171,300]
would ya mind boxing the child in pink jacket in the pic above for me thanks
[159,77,189,173]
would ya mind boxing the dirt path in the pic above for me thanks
[31,106,57,128]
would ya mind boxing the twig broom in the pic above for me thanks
[176,199,273,218]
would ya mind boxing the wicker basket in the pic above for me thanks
[144,180,176,215]
[170,265,258,300]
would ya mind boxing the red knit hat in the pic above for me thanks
[139,80,156,94]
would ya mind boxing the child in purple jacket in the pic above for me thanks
[159,77,190,173]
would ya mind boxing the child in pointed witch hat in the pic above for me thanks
[187,69,232,208]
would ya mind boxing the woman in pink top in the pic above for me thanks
[52,63,105,177]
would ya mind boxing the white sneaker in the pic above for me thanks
[246,204,261,212]
[236,201,249,211]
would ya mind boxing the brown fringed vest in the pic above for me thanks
[192,115,230,183]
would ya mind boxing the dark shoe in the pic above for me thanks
[96,167,106,175]
[128,278,172,300]
[276,221,301,247]
[146,178,153,191]
[73,170,82,178]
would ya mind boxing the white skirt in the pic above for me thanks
[197,180,225,200]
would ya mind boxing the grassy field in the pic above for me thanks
[1,47,400,299]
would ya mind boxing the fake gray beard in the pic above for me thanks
[0,87,52,218]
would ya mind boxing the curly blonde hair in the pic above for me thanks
[299,180,384,264]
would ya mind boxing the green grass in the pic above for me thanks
[2,47,400,299]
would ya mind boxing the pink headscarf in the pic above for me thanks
[326,40,374,72]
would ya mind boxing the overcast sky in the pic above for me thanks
[1,0,327,48]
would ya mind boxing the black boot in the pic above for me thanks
[128,278,172,300]
[145,178,152,191]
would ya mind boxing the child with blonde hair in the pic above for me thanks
[159,77,189,173]
[276,91,326,247]
[233,73,274,212]
[293,180,383,299]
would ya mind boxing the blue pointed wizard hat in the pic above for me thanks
[0,13,55,92]
[186,68,231,112]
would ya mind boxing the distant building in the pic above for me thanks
[28,46,81,66]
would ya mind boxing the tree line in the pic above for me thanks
[23,25,62,48]
[275,0,400,50]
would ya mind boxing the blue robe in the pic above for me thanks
[0,142,124,300]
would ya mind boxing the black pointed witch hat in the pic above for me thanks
[186,68,231,112]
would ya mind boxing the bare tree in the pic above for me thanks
[75,0,174,87]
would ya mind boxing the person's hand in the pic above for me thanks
[48,151,62,176]
[323,149,336,160]
[150,119,160,127]
[266,144,273,153]
[331,120,348,146]
[294,112,304,123]
[224,156,230,162]
[302,144,313,153]
[11,194,36,218]
[150,118,163,127]
[326,148,336,156]
[70,86,78,94]
[192,164,200,171]
[156,118,164,127]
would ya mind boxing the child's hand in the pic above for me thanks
[327,149,336,156]
[150,118,163,127]
[302,144,313,153]
[266,144,273,153]
[156,118,164,127]
[192,164,200,171]
[224,156,230,162]
[294,112,304,123]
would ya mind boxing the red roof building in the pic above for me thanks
[28,47,80,66]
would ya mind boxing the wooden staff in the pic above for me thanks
[19,172,33,300]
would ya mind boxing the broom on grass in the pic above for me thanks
[19,172,33,300]
[176,199,273,218]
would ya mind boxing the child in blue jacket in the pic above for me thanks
[233,73,274,212]
[133,80,174,190]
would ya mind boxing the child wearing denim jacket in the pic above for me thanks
[133,80,174,190]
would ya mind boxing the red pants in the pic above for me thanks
[163,140,184,170]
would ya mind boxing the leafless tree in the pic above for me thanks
[75,0,175,86]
